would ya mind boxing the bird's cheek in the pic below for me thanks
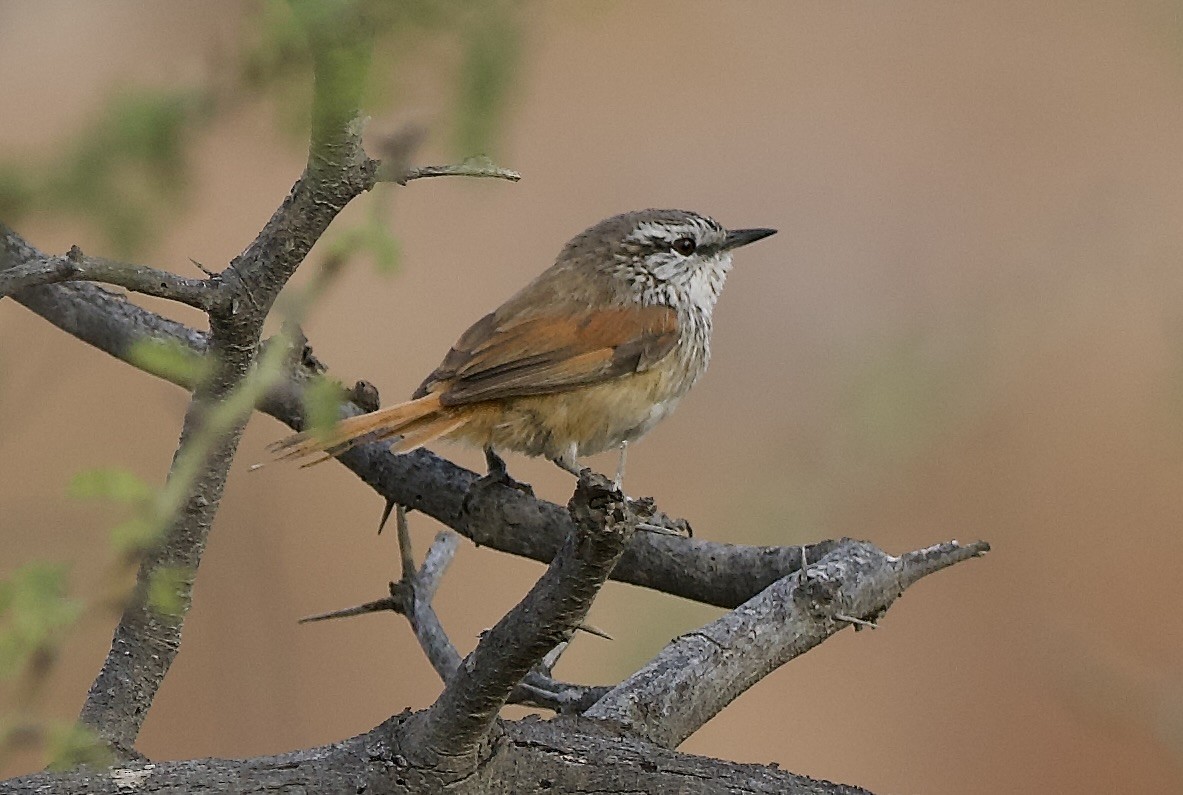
[649,259,681,282]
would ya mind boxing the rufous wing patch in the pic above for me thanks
[425,305,679,405]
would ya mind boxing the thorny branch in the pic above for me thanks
[2,217,989,792]
[0,31,522,763]
[0,245,214,309]
[583,539,991,748]
[1,230,842,609]
[0,9,990,792]
[396,159,522,185]
[411,473,637,762]
[299,509,611,714]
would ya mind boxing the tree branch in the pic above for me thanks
[410,472,637,763]
[61,22,382,753]
[583,539,991,748]
[2,239,839,610]
[0,717,871,794]
[300,515,612,715]
[0,238,215,310]
[395,159,522,185]
[336,443,839,609]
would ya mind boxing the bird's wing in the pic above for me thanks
[415,305,679,405]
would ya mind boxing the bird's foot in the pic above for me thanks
[462,449,534,516]
[627,496,693,538]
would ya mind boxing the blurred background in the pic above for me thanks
[3,1,1183,792]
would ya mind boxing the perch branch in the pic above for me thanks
[583,539,990,748]
[59,26,381,753]
[3,230,839,609]
[0,717,872,794]
[0,239,214,309]
[412,472,636,760]
[395,159,522,185]
[302,511,613,715]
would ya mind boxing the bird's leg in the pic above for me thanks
[484,446,510,480]
[549,444,584,478]
[614,441,628,492]
[478,446,531,493]
[462,446,533,517]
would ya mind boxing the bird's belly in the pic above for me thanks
[448,368,688,459]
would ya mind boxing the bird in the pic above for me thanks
[270,208,776,489]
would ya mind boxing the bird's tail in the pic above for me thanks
[268,393,466,466]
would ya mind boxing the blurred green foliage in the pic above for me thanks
[127,338,212,388]
[0,90,206,257]
[302,374,350,439]
[454,4,520,158]
[146,567,192,619]
[736,330,988,546]
[68,468,154,505]
[0,564,81,680]
[44,723,111,771]
[0,0,522,259]
[68,468,162,556]
[0,0,524,771]
[323,197,402,275]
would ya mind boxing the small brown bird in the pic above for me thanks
[271,209,775,487]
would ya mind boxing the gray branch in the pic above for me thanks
[42,28,379,755]
[0,13,988,788]
[0,242,215,310]
[0,718,870,794]
[395,159,522,185]
[1,523,988,794]
[301,514,613,716]
[410,472,637,762]
[583,539,991,748]
[3,231,839,610]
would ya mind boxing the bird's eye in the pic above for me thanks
[671,237,697,256]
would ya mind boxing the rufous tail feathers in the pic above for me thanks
[268,393,465,466]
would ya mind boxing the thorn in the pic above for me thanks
[576,622,613,641]
[540,641,569,671]
[299,596,399,624]
[834,613,878,630]
[378,498,396,535]
[189,257,218,278]
[635,522,682,537]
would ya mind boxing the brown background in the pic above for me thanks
[3,2,1183,792]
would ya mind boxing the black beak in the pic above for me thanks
[722,227,777,251]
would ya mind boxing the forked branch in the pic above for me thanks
[0,242,215,309]
[410,472,637,761]
[299,511,611,715]
[2,234,840,610]
[584,539,991,748]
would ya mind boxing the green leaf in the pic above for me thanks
[146,566,192,619]
[128,337,210,386]
[322,217,401,275]
[68,468,153,504]
[363,221,401,274]
[45,722,112,771]
[454,4,520,156]
[42,89,206,255]
[0,564,81,679]
[0,164,34,221]
[109,517,164,557]
[302,376,348,438]
[323,225,367,265]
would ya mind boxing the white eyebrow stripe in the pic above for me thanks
[628,221,683,243]
[623,214,724,247]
